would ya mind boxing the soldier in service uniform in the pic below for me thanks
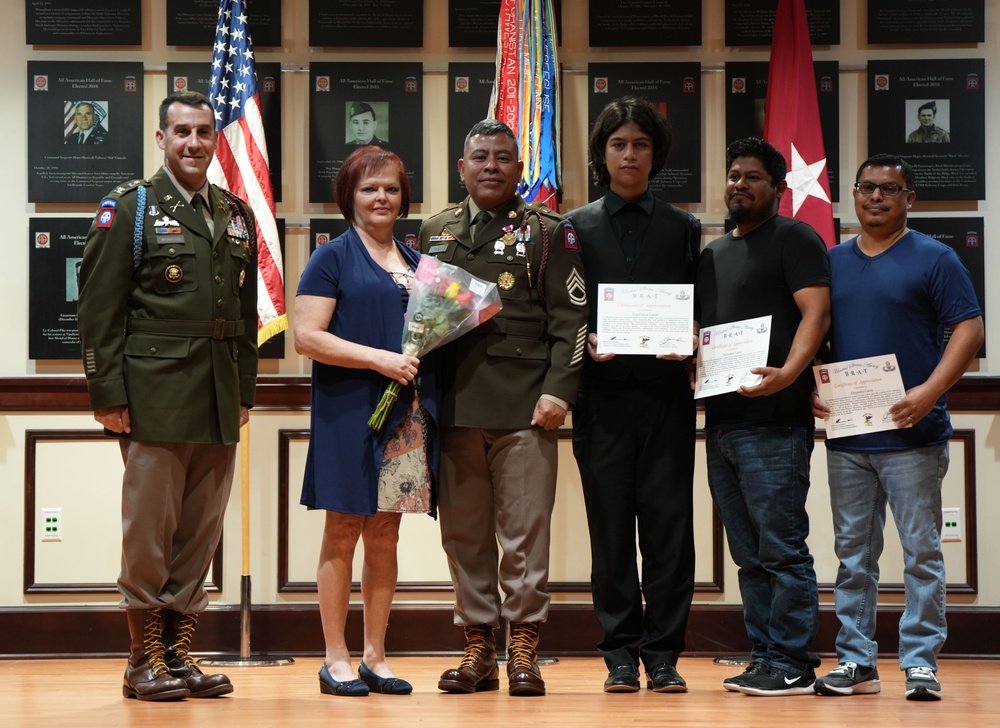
[906,101,950,143]
[77,91,258,702]
[418,119,588,697]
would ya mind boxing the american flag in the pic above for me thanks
[207,0,287,344]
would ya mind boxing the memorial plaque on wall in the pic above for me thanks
[908,217,986,358]
[725,0,839,46]
[310,218,423,253]
[310,0,422,47]
[28,218,91,360]
[587,63,702,204]
[867,59,985,201]
[590,0,700,47]
[447,63,495,204]
[258,218,286,359]
[26,1,141,45]
[309,63,424,203]
[166,0,281,46]
[869,0,983,45]
[725,61,840,203]
[167,62,284,201]
[28,61,144,204]
[449,0,562,47]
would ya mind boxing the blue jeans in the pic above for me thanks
[706,427,820,672]
[826,444,949,671]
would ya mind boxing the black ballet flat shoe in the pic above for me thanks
[359,661,413,695]
[319,664,369,696]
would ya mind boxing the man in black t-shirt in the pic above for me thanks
[695,137,830,697]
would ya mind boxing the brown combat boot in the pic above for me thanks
[437,624,500,693]
[507,621,545,696]
[162,611,234,698]
[123,608,191,701]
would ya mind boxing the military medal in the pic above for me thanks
[226,215,249,240]
[515,242,526,258]
[493,240,505,256]
[501,231,516,246]
[498,271,515,290]
[165,265,183,283]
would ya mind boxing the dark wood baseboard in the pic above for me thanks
[3,603,998,659]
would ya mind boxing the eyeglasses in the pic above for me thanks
[854,182,912,197]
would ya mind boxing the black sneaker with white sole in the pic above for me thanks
[738,665,816,696]
[905,667,942,701]
[814,662,881,696]
[722,661,767,692]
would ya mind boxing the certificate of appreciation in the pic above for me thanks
[596,283,694,356]
[813,354,907,438]
[693,315,771,399]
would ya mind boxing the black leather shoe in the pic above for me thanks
[647,663,688,693]
[319,664,369,696]
[604,664,640,693]
[359,661,413,695]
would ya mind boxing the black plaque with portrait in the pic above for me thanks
[725,0,839,47]
[449,0,562,47]
[26,0,141,45]
[447,63,495,204]
[867,59,985,201]
[166,62,284,202]
[590,0,700,47]
[725,61,840,202]
[310,0,423,47]
[868,0,983,45]
[309,63,424,203]
[29,217,92,360]
[587,63,702,204]
[310,218,424,254]
[908,217,986,358]
[257,218,286,359]
[166,0,282,46]
[27,61,144,204]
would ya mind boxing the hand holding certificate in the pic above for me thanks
[596,283,694,356]
[694,315,771,399]
[812,354,907,438]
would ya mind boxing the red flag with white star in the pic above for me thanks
[763,0,835,248]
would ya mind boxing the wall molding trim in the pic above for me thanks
[2,603,998,659]
[2,376,997,412]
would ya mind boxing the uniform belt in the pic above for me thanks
[478,317,546,339]
[127,318,246,340]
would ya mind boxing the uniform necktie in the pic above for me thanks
[192,193,214,236]
[472,210,492,241]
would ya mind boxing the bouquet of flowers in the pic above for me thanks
[368,256,502,431]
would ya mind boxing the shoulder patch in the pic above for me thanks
[563,220,578,250]
[95,204,116,229]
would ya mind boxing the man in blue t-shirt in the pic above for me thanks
[812,154,983,702]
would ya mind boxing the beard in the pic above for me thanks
[728,199,760,225]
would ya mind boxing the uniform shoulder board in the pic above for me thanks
[526,201,566,223]
[110,178,149,197]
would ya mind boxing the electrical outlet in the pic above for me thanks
[941,507,961,543]
[42,507,62,542]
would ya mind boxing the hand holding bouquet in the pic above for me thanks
[368,256,502,431]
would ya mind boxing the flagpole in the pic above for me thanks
[201,419,293,667]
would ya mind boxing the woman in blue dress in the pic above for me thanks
[295,147,438,697]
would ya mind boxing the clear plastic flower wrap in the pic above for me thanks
[368,255,503,431]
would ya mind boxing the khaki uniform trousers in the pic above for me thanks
[438,426,558,626]
[117,439,236,613]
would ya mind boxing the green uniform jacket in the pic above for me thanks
[418,195,588,429]
[77,167,258,445]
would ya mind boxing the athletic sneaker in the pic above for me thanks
[814,662,881,696]
[738,665,816,696]
[722,661,767,692]
[905,667,942,701]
